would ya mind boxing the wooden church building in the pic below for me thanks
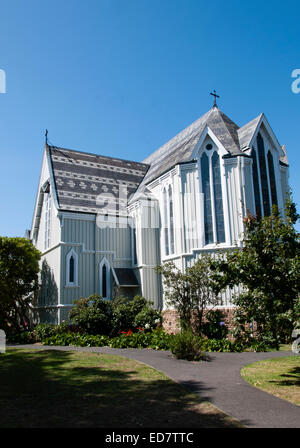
[29,103,290,324]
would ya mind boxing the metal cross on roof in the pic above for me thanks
[45,129,48,145]
[210,90,220,108]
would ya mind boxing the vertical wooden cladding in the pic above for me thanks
[224,158,241,244]
[62,218,95,251]
[98,225,131,259]
[181,168,199,253]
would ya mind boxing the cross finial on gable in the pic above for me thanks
[45,129,48,145]
[210,90,220,108]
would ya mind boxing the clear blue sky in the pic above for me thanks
[0,0,299,236]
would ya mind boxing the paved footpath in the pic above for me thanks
[8,344,300,428]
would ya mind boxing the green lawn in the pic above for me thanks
[241,356,300,406]
[0,349,242,428]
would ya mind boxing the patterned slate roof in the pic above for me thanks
[49,146,149,214]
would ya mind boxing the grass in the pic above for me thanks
[241,356,300,406]
[0,348,242,428]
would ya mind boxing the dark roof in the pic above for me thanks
[139,107,242,187]
[114,268,139,287]
[47,108,284,213]
[49,146,149,214]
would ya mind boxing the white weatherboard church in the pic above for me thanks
[29,101,290,325]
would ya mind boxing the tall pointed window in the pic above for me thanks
[212,152,225,243]
[66,249,78,286]
[69,256,75,283]
[44,192,51,250]
[251,148,262,218]
[201,150,225,245]
[201,153,213,244]
[162,184,175,256]
[163,187,169,256]
[100,258,111,299]
[133,226,138,265]
[257,133,271,216]
[252,134,279,217]
[168,185,175,254]
[267,150,278,207]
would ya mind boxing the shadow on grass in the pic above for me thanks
[272,367,300,387]
[0,349,242,428]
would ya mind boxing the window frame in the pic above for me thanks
[65,248,78,287]
[199,147,226,246]
[99,257,111,300]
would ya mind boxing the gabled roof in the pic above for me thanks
[140,107,242,187]
[48,146,149,214]
[40,108,286,216]
[237,113,263,150]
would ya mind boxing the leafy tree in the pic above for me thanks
[0,237,41,334]
[156,254,221,334]
[211,200,300,348]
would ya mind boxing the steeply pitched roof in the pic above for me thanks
[237,113,263,150]
[140,107,242,186]
[49,146,149,214]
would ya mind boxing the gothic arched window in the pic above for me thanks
[66,249,78,286]
[257,133,271,216]
[251,148,262,218]
[212,152,225,243]
[168,185,175,254]
[163,187,169,256]
[44,192,51,250]
[201,153,213,244]
[100,258,111,299]
[201,150,225,245]
[267,150,278,207]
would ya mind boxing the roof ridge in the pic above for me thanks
[49,145,149,167]
[143,108,215,164]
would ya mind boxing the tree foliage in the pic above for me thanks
[156,254,221,333]
[0,237,41,334]
[211,200,300,347]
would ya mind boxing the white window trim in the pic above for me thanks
[198,142,228,247]
[161,180,175,257]
[99,257,111,300]
[44,192,52,250]
[65,248,78,287]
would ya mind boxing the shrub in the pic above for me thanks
[7,330,36,344]
[199,338,244,353]
[110,296,162,336]
[201,310,228,340]
[134,307,162,331]
[169,331,207,361]
[69,295,113,335]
